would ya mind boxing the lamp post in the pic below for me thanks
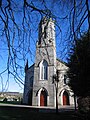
[52,70,59,114]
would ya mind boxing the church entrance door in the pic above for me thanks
[40,90,47,106]
[28,90,32,105]
[63,91,69,105]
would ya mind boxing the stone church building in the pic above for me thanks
[23,17,74,107]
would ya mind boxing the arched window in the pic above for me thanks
[39,60,48,80]
[64,75,67,84]
[63,75,69,85]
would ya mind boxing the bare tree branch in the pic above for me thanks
[0,0,89,91]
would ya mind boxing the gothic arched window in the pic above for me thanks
[39,60,48,80]
[64,75,67,84]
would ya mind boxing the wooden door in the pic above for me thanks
[28,90,32,105]
[40,90,47,106]
[63,91,69,105]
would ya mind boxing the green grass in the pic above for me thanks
[0,105,86,120]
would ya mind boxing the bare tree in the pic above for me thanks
[0,0,89,91]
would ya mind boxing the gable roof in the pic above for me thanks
[56,58,68,67]
[28,63,35,70]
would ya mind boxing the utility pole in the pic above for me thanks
[74,93,77,111]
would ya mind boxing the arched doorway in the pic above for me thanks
[28,90,32,105]
[40,90,47,106]
[63,91,69,105]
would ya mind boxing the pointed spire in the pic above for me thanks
[25,59,28,73]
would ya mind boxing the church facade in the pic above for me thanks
[23,17,74,107]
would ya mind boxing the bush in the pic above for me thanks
[77,96,90,113]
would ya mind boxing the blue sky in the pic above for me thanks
[0,0,89,93]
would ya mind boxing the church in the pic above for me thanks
[23,17,74,107]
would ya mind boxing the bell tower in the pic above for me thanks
[32,17,56,106]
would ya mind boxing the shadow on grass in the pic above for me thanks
[0,106,89,120]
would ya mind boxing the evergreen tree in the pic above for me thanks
[67,31,90,113]
[68,32,90,97]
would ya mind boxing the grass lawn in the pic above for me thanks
[0,105,89,120]
[0,107,74,120]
